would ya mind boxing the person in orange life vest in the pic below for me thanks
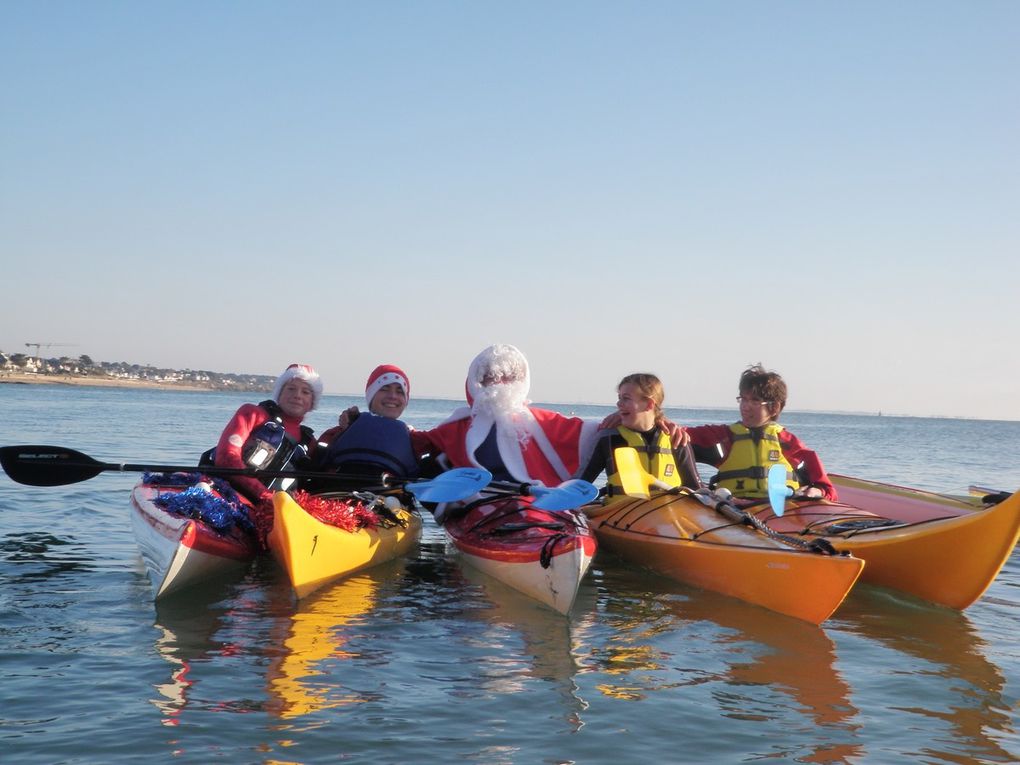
[686,364,836,501]
[210,363,322,544]
[576,373,701,497]
[315,365,419,484]
[410,344,601,487]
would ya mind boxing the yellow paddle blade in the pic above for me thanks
[614,447,651,498]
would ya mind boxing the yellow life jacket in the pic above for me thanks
[606,427,682,501]
[713,422,800,499]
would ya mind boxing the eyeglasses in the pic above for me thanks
[736,396,772,406]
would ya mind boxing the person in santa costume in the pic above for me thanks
[315,364,419,484]
[411,344,600,487]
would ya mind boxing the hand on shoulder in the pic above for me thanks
[598,412,622,429]
[318,406,362,446]
[338,405,360,429]
[657,418,689,448]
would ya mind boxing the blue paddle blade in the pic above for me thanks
[767,464,792,517]
[404,468,493,503]
[530,479,600,511]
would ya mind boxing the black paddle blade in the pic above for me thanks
[0,445,105,487]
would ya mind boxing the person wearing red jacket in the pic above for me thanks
[687,364,837,501]
[207,363,322,544]
[411,344,599,487]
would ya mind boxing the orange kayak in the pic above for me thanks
[755,475,1020,609]
[588,492,864,624]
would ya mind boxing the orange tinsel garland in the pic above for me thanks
[291,490,382,532]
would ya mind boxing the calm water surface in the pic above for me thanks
[1,385,1018,764]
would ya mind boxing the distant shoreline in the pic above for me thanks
[0,372,248,393]
[1,372,1009,422]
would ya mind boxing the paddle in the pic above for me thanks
[609,448,840,555]
[0,444,490,503]
[485,478,600,511]
[401,468,492,503]
[613,446,673,497]
[968,485,1013,505]
[767,464,792,517]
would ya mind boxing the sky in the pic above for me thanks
[2,2,1017,421]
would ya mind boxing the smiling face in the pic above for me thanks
[369,382,408,419]
[737,394,780,428]
[617,382,655,432]
[277,379,315,419]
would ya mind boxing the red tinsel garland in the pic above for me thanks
[291,490,382,532]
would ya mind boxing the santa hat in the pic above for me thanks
[272,363,323,410]
[365,364,410,407]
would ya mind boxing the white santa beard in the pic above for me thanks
[463,406,572,485]
[470,382,530,435]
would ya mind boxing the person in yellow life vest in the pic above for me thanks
[576,373,701,501]
[686,364,837,502]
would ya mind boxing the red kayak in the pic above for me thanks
[130,475,259,599]
[440,495,597,614]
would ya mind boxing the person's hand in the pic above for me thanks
[337,405,360,431]
[598,412,622,429]
[599,412,689,448]
[657,418,689,449]
[794,486,824,499]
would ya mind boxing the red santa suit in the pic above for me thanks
[411,344,599,486]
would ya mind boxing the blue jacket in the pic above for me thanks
[319,412,419,479]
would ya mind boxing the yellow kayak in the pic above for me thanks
[268,490,422,598]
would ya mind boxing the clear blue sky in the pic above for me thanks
[2,2,1017,420]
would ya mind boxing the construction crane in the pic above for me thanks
[25,342,77,360]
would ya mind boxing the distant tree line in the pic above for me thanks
[0,350,275,392]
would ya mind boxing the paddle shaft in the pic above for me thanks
[98,460,376,482]
[609,447,838,555]
[485,480,537,495]
[0,445,406,488]
[481,478,599,511]
[36,459,401,485]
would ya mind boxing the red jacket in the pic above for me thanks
[214,402,313,502]
[411,407,594,486]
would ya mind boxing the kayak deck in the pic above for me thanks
[589,492,864,624]
[752,475,1020,609]
[269,490,422,599]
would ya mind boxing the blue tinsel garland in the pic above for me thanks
[145,472,256,534]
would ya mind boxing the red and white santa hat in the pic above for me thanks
[272,363,323,410]
[365,364,410,407]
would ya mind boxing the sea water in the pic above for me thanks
[0,384,1017,764]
